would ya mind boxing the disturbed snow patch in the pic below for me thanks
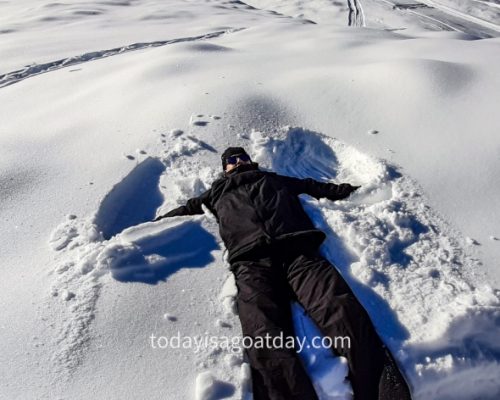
[251,127,500,399]
[48,125,500,399]
[47,134,219,374]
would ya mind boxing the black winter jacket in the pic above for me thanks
[158,164,358,263]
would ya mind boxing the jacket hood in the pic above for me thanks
[221,162,260,178]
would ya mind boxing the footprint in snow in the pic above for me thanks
[170,129,184,138]
[190,114,210,126]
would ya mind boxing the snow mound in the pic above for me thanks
[354,59,475,97]
[195,371,235,400]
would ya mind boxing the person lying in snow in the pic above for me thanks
[154,146,412,400]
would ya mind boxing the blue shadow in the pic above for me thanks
[266,127,340,182]
[95,157,165,239]
[111,221,219,284]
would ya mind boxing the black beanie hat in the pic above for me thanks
[221,147,249,170]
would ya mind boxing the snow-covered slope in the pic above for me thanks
[1,1,500,399]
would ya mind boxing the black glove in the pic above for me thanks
[327,183,360,201]
[341,183,360,196]
[153,205,189,222]
[345,183,361,193]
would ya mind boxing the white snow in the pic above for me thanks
[1,0,500,399]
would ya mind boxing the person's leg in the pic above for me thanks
[284,252,411,400]
[232,257,318,400]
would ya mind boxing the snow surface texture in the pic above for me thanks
[1,0,500,399]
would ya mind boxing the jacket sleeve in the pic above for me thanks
[280,175,359,201]
[154,189,212,220]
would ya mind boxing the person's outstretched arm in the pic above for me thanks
[280,175,360,201]
[154,189,212,221]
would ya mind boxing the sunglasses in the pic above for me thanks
[226,153,251,165]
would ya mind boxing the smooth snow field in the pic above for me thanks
[1,1,500,399]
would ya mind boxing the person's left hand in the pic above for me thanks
[326,183,360,201]
[339,183,360,197]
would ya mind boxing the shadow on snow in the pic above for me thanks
[94,157,165,240]
[110,220,219,284]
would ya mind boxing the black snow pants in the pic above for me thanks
[231,249,411,400]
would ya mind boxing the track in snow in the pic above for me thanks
[347,0,366,26]
[376,0,500,37]
[0,28,244,89]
